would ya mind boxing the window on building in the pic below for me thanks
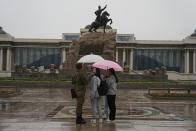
[116,35,132,42]
[134,49,183,72]
[64,35,80,41]
[14,47,61,69]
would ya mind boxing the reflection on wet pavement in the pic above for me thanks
[0,88,196,131]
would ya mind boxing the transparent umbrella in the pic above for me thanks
[77,54,105,63]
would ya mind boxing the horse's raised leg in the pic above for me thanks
[89,25,94,32]
[94,25,98,32]
[89,22,95,32]
[94,28,97,32]
[103,25,106,33]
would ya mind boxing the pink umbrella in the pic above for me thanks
[92,60,123,72]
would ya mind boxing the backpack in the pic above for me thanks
[97,79,109,96]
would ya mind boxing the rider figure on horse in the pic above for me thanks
[95,5,107,24]
[89,4,112,33]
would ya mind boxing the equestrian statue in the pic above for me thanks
[89,5,113,33]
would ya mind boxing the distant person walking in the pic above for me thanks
[72,63,88,124]
[90,68,102,123]
[106,68,118,122]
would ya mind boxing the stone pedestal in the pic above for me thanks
[63,32,116,72]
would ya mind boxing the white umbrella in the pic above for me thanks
[77,54,105,63]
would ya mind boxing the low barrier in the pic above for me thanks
[11,72,168,81]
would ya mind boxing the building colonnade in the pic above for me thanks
[62,48,67,63]
[0,47,67,72]
[184,49,196,74]
[116,48,196,74]
[116,48,134,71]
[0,47,196,74]
[0,47,11,72]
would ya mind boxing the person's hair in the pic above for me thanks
[95,68,101,78]
[109,68,118,83]
[75,63,82,70]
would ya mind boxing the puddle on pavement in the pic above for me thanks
[0,102,16,112]
[0,102,196,121]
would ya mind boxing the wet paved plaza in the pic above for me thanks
[0,87,196,131]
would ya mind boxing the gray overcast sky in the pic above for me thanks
[0,0,196,40]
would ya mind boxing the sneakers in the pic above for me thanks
[90,118,103,124]
[106,118,115,123]
[106,118,110,122]
[91,119,96,124]
[103,115,108,119]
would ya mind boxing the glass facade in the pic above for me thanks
[134,49,183,72]
[64,35,80,41]
[14,47,61,69]
[116,35,132,42]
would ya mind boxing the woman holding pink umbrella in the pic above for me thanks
[92,60,122,122]
[105,68,118,122]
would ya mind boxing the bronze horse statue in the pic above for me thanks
[89,11,113,33]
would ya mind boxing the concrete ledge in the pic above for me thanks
[0,72,11,77]
[1,82,196,89]
[167,71,196,80]
[11,72,168,81]
[145,94,196,100]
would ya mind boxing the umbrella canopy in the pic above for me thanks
[92,60,123,72]
[77,54,105,63]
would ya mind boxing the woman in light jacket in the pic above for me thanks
[106,68,118,122]
[90,68,102,123]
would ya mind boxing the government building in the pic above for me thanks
[0,26,196,79]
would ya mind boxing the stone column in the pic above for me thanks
[0,48,3,71]
[130,48,134,71]
[6,47,11,72]
[185,49,189,74]
[116,48,118,62]
[123,48,126,67]
[62,48,66,63]
[193,49,196,74]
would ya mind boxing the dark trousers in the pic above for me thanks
[107,95,116,120]
[76,92,85,117]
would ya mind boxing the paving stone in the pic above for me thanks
[0,88,196,131]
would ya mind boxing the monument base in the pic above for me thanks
[63,32,116,72]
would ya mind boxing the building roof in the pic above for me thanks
[1,27,196,47]
[0,34,14,42]
[14,38,62,43]
[136,40,184,45]
[183,36,196,44]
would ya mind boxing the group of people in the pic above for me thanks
[72,63,118,124]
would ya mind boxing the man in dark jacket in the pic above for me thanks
[72,63,88,124]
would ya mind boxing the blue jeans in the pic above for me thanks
[91,97,102,119]
[104,96,109,118]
